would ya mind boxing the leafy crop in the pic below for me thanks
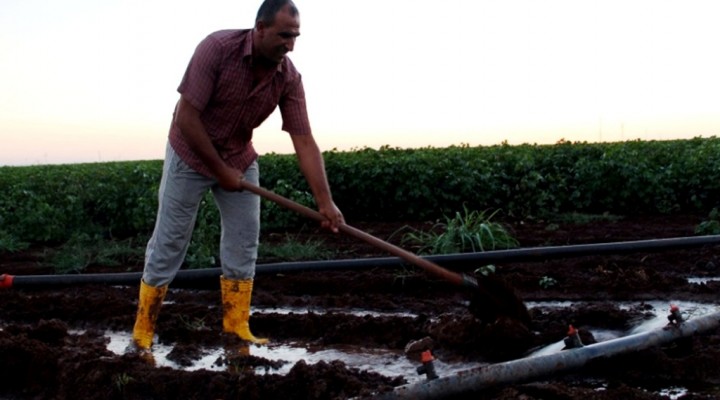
[0,229,29,253]
[2,137,720,270]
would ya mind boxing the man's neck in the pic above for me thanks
[251,31,279,71]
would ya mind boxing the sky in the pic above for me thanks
[1,0,719,166]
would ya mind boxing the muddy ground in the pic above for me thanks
[1,214,720,399]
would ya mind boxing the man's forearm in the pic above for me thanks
[292,135,334,208]
[291,133,344,231]
[178,119,226,176]
[300,150,334,207]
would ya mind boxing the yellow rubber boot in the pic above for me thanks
[131,280,168,350]
[220,276,269,344]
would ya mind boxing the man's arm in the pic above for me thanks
[290,133,344,232]
[174,96,244,191]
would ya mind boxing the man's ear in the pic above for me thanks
[255,21,266,37]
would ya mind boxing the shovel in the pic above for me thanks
[240,180,531,327]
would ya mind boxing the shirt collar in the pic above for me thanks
[244,30,284,73]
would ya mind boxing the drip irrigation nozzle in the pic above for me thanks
[667,304,685,326]
[563,325,585,349]
[416,350,439,381]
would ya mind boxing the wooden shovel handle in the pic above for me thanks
[239,181,471,287]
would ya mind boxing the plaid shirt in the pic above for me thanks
[168,29,311,177]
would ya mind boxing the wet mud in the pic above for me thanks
[1,214,720,399]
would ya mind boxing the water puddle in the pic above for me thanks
[105,331,480,384]
[525,301,717,399]
[103,301,719,384]
[104,305,475,382]
[621,300,717,334]
[687,276,720,284]
[257,306,418,318]
[659,386,689,399]
[524,300,719,358]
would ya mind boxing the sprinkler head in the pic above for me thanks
[666,304,684,326]
[404,337,434,362]
[563,325,585,349]
[567,325,577,335]
[416,350,439,381]
[420,350,434,364]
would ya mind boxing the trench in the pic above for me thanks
[101,307,480,384]
[100,298,720,390]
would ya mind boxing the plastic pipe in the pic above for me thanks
[378,310,720,400]
[428,234,720,270]
[2,235,719,289]
[255,234,720,273]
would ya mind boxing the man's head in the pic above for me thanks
[253,0,300,64]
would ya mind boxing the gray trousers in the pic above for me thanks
[142,144,260,286]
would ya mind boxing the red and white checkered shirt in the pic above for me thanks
[168,29,311,177]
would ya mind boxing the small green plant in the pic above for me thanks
[544,223,560,232]
[259,234,334,261]
[94,238,145,266]
[113,373,134,392]
[695,208,720,235]
[50,234,144,274]
[474,264,496,276]
[49,233,96,274]
[391,266,419,287]
[553,212,622,225]
[179,315,208,331]
[539,275,558,289]
[401,206,518,255]
[0,229,29,253]
[51,250,92,274]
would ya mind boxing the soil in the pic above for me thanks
[2,214,720,399]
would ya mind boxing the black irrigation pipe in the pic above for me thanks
[2,235,719,290]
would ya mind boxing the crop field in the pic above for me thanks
[1,139,720,399]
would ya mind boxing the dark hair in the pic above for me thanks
[255,0,299,25]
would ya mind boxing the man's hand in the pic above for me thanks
[217,166,245,192]
[175,96,242,187]
[318,202,344,233]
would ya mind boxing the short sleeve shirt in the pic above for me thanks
[168,29,311,177]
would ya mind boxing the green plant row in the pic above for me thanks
[265,137,720,221]
[0,161,160,244]
[2,137,719,249]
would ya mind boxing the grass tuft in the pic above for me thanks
[401,206,518,254]
[259,234,335,261]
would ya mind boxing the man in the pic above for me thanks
[130,0,343,354]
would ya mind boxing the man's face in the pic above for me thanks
[256,5,300,64]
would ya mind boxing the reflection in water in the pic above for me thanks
[104,331,480,384]
[104,300,719,385]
